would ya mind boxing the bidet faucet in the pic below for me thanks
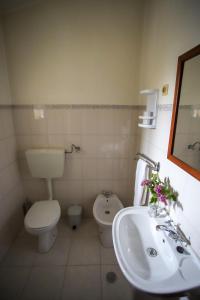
[102,191,112,198]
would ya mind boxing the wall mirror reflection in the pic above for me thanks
[168,44,200,180]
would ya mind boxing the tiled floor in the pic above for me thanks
[0,218,176,300]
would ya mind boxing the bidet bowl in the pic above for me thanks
[93,193,123,247]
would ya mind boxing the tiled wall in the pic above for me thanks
[14,106,139,216]
[0,107,25,259]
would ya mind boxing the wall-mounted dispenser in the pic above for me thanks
[138,89,159,129]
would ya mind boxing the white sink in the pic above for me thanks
[112,206,200,295]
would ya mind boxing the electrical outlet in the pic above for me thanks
[162,84,169,96]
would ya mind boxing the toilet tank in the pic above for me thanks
[25,149,65,179]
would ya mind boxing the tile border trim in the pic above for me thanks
[0,103,174,110]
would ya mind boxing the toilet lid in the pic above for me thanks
[24,200,61,229]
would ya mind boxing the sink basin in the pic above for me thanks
[112,206,200,294]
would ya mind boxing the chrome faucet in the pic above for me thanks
[156,220,191,246]
[156,224,171,232]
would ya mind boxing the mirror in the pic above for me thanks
[168,44,200,181]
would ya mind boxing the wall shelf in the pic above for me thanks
[138,89,159,129]
[138,123,156,129]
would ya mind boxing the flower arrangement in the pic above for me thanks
[141,173,177,205]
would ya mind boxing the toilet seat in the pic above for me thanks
[24,200,61,230]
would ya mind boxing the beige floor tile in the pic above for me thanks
[34,237,71,266]
[57,218,73,238]
[61,265,101,300]
[68,236,100,265]
[101,264,134,300]
[21,266,65,300]
[133,289,165,300]
[0,267,30,300]
[71,218,99,239]
[100,246,118,265]
[1,237,37,267]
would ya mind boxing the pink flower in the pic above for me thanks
[141,179,151,187]
[154,184,162,195]
[159,194,167,205]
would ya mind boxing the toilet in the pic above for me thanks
[93,192,124,247]
[24,149,65,253]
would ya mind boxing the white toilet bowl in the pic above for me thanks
[93,193,123,247]
[24,200,61,253]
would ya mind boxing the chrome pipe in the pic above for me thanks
[135,152,160,172]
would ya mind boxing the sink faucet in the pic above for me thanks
[156,220,191,246]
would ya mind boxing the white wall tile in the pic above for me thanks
[54,180,83,212]
[23,179,47,202]
[96,135,115,158]
[113,109,132,135]
[16,136,33,152]
[112,180,129,206]
[82,109,97,135]
[5,137,17,164]
[96,109,114,135]
[47,108,65,134]
[48,134,66,148]
[130,110,139,135]
[64,158,82,180]
[83,181,98,217]
[97,180,113,194]
[81,135,97,157]
[13,109,32,135]
[1,109,15,138]
[31,135,48,148]
[65,109,82,134]
[82,158,97,179]
[97,158,113,180]
[114,135,130,158]
[18,159,32,180]
[112,158,129,180]
[30,111,47,135]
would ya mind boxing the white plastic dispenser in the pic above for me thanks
[138,89,159,129]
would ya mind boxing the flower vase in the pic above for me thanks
[148,203,160,218]
[148,202,168,218]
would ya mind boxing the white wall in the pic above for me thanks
[138,0,200,255]
[3,0,144,105]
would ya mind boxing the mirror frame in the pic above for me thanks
[168,44,200,181]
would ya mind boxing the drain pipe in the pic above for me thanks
[46,178,53,200]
